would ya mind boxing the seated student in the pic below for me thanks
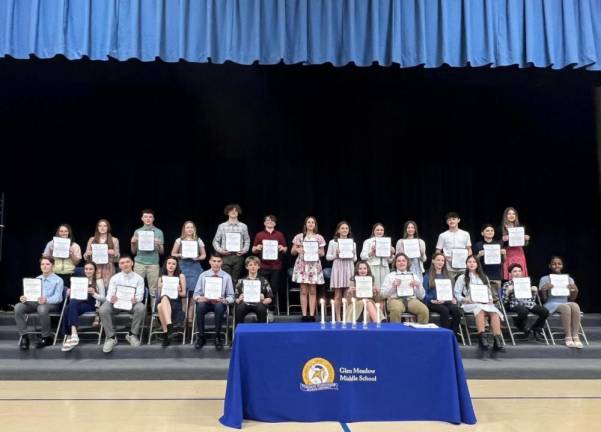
[193,253,235,350]
[157,256,187,346]
[501,263,548,341]
[234,256,273,328]
[423,252,462,334]
[99,255,146,353]
[130,209,164,296]
[212,204,251,284]
[42,224,82,286]
[454,255,505,352]
[381,253,429,324]
[473,224,505,296]
[346,261,381,323]
[61,261,106,352]
[539,256,583,348]
[15,257,64,350]
[435,212,472,282]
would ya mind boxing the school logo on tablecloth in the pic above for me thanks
[300,357,338,392]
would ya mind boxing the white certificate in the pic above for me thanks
[354,276,373,298]
[550,274,570,297]
[375,237,392,258]
[70,277,89,300]
[22,278,42,301]
[483,244,501,265]
[402,239,420,259]
[338,239,354,259]
[161,276,180,299]
[451,248,468,269]
[181,240,198,259]
[470,284,490,303]
[52,237,70,259]
[396,274,415,297]
[225,232,241,252]
[302,240,319,262]
[512,277,532,299]
[243,279,261,303]
[262,239,279,261]
[92,243,109,264]
[508,227,525,247]
[204,277,223,300]
[435,279,453,302]
[138,230,155,252]
[115,285,136,311]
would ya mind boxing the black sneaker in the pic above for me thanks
[194,335,206,349]
[35,336,53,349]
[160,332,170,347]
[19,335,30,350]
[532,328,545,342]
[215,334,224,351]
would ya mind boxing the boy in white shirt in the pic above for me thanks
[435,212,472,282]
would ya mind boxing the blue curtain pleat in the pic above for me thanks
[0,0,599,70]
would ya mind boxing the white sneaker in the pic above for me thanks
[125,333,141,347]
[61,337,75,352]
[103,337,118,353]
[70,335,79,347]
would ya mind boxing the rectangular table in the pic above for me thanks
[220,323,476,428]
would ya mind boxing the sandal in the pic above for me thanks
[565,337,575,348]
[573,338,584,349]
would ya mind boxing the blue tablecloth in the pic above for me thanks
[220,323,476,428]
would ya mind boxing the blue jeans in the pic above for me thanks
[180,259,202,293]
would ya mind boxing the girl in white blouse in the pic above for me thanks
[360,223,394,289]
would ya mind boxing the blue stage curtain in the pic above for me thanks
[1,0,600,70]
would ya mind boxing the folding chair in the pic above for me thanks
[190,303,232,346]
[498,295,549,346]
[231,302,270,341]
[105,287,149,342]
[286,268,301,315]
[17,293,68,346]
[428,311,467,346]
[537,293,589,346]
[147,293,188,345]
[58,311,104,346]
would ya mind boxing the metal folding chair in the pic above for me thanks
[105,287,149,342]
[147,293,188,345]
[190,302,232,346]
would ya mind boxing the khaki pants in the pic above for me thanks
[387,298,429,324]
[134,263,160,295]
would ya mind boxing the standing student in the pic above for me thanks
[454,255,505,352]
[422,252,462,334]
[381,253,429,324]
[501,207,530,280]
[131,209,164,296]
[539,256,583,348]
[212,204,251,284]
[435,212,472,282]
[346,261,381,323]
[61,261,106,351]
[15,257,64,350]
[171,221,206,326]
[42,224,82,286]
[395,220,427,277]
[251,215,287,311]
[234,256,273,328]
[83,219,120,285]
[473,224,505,296]
[326,221,357,321]
[291,216,326,322]
[360,223,395,288]
[157,257,187,346]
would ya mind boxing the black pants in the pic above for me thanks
[259,268,281,309]
[221,255,244,284]
[509,304,549,331]
[235,303,268,328]
[427,302,462,333]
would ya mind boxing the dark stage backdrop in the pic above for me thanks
[0,58,600,311]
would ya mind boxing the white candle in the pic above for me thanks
[342,298,347,325]
[351,297,356,326]
[320,298,325,324]
[330,299,335,325]
[362,299,368,326]
[376,302,381,325]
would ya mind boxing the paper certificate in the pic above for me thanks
[138,231,155,252]
[204,277,223,300]
[396,274,415,297]
[181,240,198,259]
[483,244,501,265]
[22,278,42,301]
[115,285,136,311]
[550,274,570,296]
[338,239,354,259]
[92,243,109,264]
[375,237,392,258]
[161,276,180,299]
[262,240,279,261]
[243,279,261,303]
[70,277,89,300]
[225,232,241,252]
[52,237,70,258]
[303,241,319,262]
[508,227,525,247]
[435,279,453,302]
[469,284,490,303]
[451,248,468,269]
[354,276,373,298]
[402,239,421,259]
[512,277,532,299]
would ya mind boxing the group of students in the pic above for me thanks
[14,205,584,353]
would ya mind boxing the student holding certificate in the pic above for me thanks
[234,256,273,328]
[422,252,462,334]
[435,212,472,281]
[454,256,505,352]
[395,221,427,277]
[99,255,146,353]
[83,219,120,285]
[539,256,583,348]
[346,261,381,323]
[473,224,505,298]
[15,257,64,350]
[212,204,251,284]
[360,223,395,288]
[501,263,548,341]
[131,209,164,296]
[381,253,429,324]
[326,221,357,321]
[193,253,235,350]
[42,224,82,286]
[291,216,326,322]
[157,257,187,346]
[501,207,530,280]
[61,262,106,352]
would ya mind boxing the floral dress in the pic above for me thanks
[292,233,326,284]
